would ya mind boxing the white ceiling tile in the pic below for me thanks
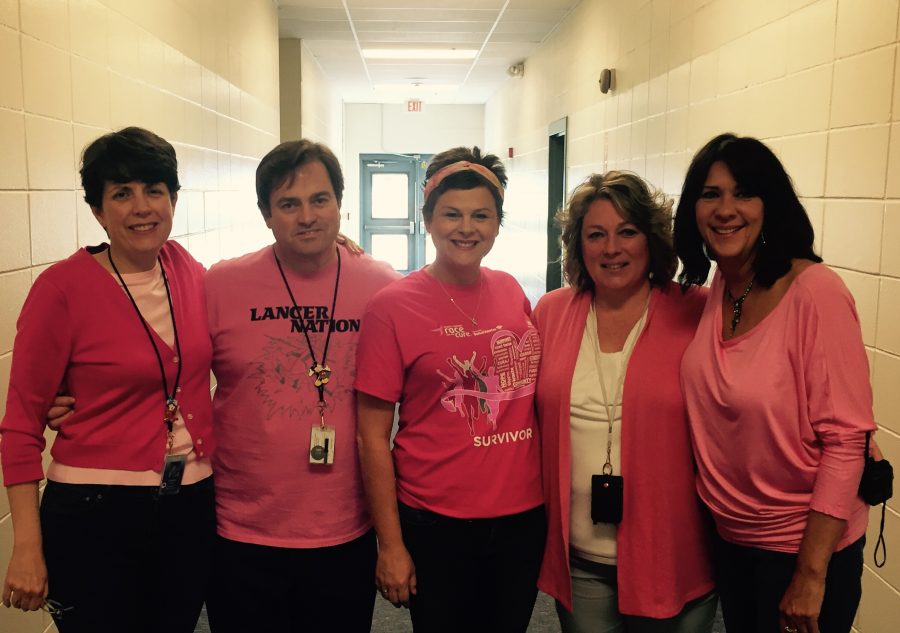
[277,0,581,104]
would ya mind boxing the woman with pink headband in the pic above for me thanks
[355,147,545,632]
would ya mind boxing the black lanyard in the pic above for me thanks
[107,246,183,439]
[272,246,341,408]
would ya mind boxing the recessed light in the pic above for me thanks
[374,83,460,92]
[362,49,478,60]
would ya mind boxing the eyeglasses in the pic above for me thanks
[41,599,74,620]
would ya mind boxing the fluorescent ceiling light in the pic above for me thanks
[362,48,478,60]
[374,84,460,92]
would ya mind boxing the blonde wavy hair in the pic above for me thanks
[557,171,676,293]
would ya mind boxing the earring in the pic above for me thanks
[760,231,767,247]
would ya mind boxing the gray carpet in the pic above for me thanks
[195,593,726,631]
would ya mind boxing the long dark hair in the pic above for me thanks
[674,133,821,288]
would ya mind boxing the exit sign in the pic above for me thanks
[407,99,423,112]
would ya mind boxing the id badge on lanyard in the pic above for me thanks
[159,453,187,495]
[159,402,186,496]
[309,424,336,465]
[273,245,343,467]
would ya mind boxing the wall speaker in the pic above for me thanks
[599,68,615,94]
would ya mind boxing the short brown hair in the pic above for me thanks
[80,127,180,208]
[558,171,676,293]
[256,139,344,217]
[422,146,507,223]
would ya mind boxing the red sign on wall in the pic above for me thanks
[407,99,423,112]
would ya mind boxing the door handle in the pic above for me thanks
[363,222,415,234]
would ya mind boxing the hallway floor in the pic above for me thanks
[194,592,727,631]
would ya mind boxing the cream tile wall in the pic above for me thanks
[298,40,342,152]
[0,0,280,630]
[485,0,900,628]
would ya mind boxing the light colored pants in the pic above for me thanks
[556,562,718,633]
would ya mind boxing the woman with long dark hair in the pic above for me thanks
[675,133,875,633]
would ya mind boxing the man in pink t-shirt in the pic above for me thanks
[204,140,399,633]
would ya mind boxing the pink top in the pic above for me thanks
[534,283,715,617]
[1,242,214,486]
[206,244,399,548]
[681,264,875,552]
[48,261,212,486]
[355,268,543,519]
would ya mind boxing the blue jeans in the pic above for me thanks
[399,502,546,633]
[41,477,216,633]
[712,533,864,633]
[207,529,377,633]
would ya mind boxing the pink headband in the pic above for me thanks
[422,161,505,203]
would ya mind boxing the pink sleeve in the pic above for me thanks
[803,276,876,519]
[1,278,73,485]
[355,306,404,403]
[531,296,546,332]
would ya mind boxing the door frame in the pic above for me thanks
[359,153,431,274]
[547,117,567,292]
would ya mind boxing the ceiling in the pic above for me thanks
[277,0,582,104]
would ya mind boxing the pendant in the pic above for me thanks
[308,363,332,387]
[165,397,179,420]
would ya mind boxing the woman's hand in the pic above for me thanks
[376,542,417,608]
[3,483,47,612]
[2,543,47,612]
[336,232,364,255]
[871,438,884,461]
[778,567,825,633]
[357,393,413,608]
[778,510,846,633]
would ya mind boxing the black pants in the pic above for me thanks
[207,529,377,633]
[40,477,216,633]
[399,502,546,633]
[712,533,864,633]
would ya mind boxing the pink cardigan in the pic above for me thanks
[532,282,715,617]
[1,242,214,485]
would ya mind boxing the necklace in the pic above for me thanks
[272,246,341,416]
[107,246,183,452]
[724,276,754,336]
[432,270,483,327]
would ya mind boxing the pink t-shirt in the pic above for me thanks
[206,244,399,548]
[355,268,543,519]
[681,264,875,553]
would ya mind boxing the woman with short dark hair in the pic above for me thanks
[0,127,215,633]
[356,146,545,633]
[675,133,875,633]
